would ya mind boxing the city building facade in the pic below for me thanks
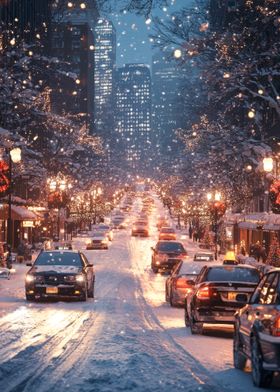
[51,2,98,132]
[94,18,116,149]
[115,64,152,173]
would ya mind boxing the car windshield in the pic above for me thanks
[194,253,213,261]
[206,267,260,283]
[157,242,185,253]
[35,252,82,266]
[161,228,174,233]
[180,263,203,275]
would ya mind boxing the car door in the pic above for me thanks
[187,266,207,315]
[168,262,181,296]
[81,253,94,289]
[239,272,278,356]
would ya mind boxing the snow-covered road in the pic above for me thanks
[0,201,279,392]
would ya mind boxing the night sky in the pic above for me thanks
[110,0,188,67]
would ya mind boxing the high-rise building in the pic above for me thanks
[51,1,99,132]
[115,64,152,173]
[152,51,187,170]
[94,19,116,143]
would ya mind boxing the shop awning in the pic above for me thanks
[238,221,257,230]
[0,205,38,221]
[263,224,280,231]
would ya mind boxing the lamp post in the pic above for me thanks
[263,156,274,212]
[7,148,22,252]
[48,177,70,240]
[207,191,225,260]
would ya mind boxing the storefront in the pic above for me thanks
[0,204,39,249]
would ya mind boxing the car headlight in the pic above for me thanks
[76,274,85,283]
[64,275,76,282]
[26,274,35,283]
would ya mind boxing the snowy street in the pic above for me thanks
[0,201,279,392]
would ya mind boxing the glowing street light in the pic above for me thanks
[174,49,182,59]
[263,157,274,173]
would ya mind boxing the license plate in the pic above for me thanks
[228,292,237,300]
[46,287,58,294]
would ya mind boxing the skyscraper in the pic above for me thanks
[51,1,99,132]
[152,51,188,172]
[94,19,116,142]
[115,64,151,173]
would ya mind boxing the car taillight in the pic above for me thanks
[196,286,211,300]
[272,315,280,337]
[175,277,189,289]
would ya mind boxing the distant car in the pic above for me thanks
[77,230,89,237]
[193,252,214,262]
[53,241,73,250]
[159,227,176,241]
[184,265,261,334]
[157,217,169,231]
[25,250,95,301]
[93,224,113,241]
[233,269,280,388]
[151,241,187,273]
[131,221,149,237]
[86,232,109,250]
[166,262,203,306]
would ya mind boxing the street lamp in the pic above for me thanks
[207,191,226,260]
[7,147,22,252]
[263,157,274,173]
[48,177,69,240]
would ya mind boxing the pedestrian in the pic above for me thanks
[17,241,26,264]
[193,231,198,242]
[189,225,193,239]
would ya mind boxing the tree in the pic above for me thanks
[266,236,280,267]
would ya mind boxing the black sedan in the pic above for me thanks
[233,269,280,388]
[25,250,95,301]
[184,264,261,334]
[151,241,187,273]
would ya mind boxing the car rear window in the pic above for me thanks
[179,263,203,275]
[157,242,185,252]
[206,267,260,283]
[35,252,82,266]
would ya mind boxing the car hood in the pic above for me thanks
[30,265,82,274]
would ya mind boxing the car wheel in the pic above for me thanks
[184,307,190,327]
[251,335,273,388]
[233,327,247,370]
[88,280,95,298]
[190,310,203,335]
[169,291,176,307]
[26,294,35,301]
[165,284,169,302]
[81,285,88,302]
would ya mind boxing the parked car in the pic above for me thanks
[151,240,187,273]
[131,220,149,237]
[86,232,109,250]
[77,230,89,237]
[25,250,95,301]
[193,252,214,262]
[166,262,203,306]
[184,264,261,334]
[159,227,176,241]
[233,269,280,388]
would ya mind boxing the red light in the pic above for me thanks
[196,286,210,300]
[272,316,280,337]
[175,278,190,289]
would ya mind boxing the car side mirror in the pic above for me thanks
[236,293,248,303]
[26,262,33,267]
